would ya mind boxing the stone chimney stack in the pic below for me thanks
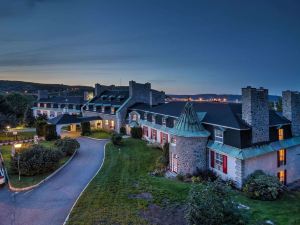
[242,86,269,144]
[129,81,151,103]
[95,83,102,97]
[37,90,48,100]
[282,90,300,136]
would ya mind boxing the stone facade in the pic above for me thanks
[282,91,300,136]
[170,136,208,175]
[242,86,269,144]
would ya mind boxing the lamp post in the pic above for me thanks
[14,143,22,181]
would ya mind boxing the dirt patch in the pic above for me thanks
[140,203,187,225]
[129,192,153,201]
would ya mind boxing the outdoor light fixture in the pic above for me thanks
[14,143,22,181]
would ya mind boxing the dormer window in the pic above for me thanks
[101,95,107,100]
[93,105,96,112]
[109,95,115,101]
[111,107,115,114]
[132,114,138,121]
[215,129,224,144]
[144,112,147,120]
[101,106,105,113]
[162,117,167,126]
[152,115,156,124]
[278,128,284,140]
[173,119,177,127]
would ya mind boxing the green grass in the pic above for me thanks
[85,129,112,139]
[0,141,71,188]
[67,138,300,225]
[67,139,190,225]
[235,190,300,225]
[0,131,36,142]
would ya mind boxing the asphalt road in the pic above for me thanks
[0,137,107,225]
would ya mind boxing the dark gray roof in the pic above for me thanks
[38,96,86,104]
[48,114,102,125]
[89,88,129,105]
[130,102,291,130]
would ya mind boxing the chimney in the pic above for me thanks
[242,86,269,144]
[37,90,48,101]
[95,83,101,97]
[282,91,300,136]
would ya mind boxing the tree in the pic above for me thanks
[81,121,91,135]
[44,124,59,141]
[186,181,247,225]
[23,106,35,127]
[111,133,122,145]
[130,127,143,139]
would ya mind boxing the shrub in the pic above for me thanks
[176,174,184,181]
[55,137,80,156]
[243,170,285,201]
[193,169,218,182]
[36,120,47,136]
[10,145,64,176]
[130,127,143,139]
[120,126,127,135]
[81,121,91,135]
[44,124,59,141]
[111,133,122,146]
[186,181,247,225]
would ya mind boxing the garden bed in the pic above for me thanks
[0,131,36,143]
[0,140,73,188]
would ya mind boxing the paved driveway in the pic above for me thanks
[0,137,107,225]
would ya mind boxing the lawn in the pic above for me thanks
[67,138,300,225]
[0,131,36,142]
[85,129,112,139]
[67,139,190,225]
[0,140,71,188]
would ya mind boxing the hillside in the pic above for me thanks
[0,80,94,95]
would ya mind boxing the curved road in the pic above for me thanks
[0,137,107,225]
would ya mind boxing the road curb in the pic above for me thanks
[63,141,108,225]
[7,149,78,193]
[82,136,110,141]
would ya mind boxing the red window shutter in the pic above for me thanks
[223,155,228,174]
[210,151,215,168]
[166,134,169,143]
[284,149,287,165]
[277,151,280,167]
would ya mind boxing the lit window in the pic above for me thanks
[105,120,109,126]
[278,149,286,167]
[215,129,224,143]
[111,107,115,114]
[102,106,105,113]
[215,153,223,171]
[278,129,284,140]
[278,170,286,184]
[110,120,115,129]
[151,129,157,140]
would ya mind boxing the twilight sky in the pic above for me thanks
[0,0,299,94]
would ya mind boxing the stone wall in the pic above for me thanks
[242,86,269,144]
[170,135,208,175]
[282,91,300,137]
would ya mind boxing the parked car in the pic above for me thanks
[0,167,5,186]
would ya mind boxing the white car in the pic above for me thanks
[0,167,5,185]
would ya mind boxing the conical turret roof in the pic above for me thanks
[170,102,210,137]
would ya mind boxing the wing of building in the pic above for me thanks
[33,82,300,188]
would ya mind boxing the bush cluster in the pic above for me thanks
[111,133,122,146]
[243,170,285,201]
[55,137,80,156]
[186,181,247,225]
[36,120,47,136]
[130,127,143,139]
[10,145,63,176]
[119,126,127,135]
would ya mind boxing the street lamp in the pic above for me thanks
[14,143,22,181]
